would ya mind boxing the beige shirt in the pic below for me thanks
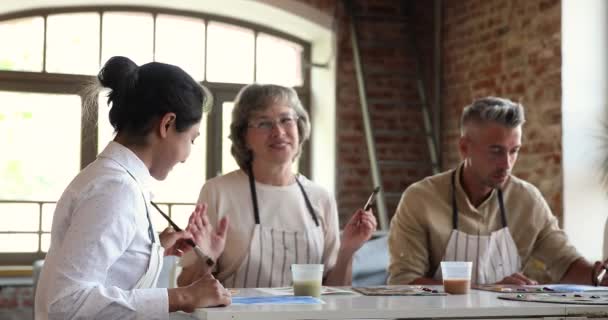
[388,164,581,284]
[182,170,340,285]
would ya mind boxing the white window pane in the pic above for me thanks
[207,22,254,84]
[256,33,303,87]
[0,234,38,252]
[46,13,100,75]
[170,205,196,230]
[0,92,81,201]
[41,203,56,232]
[155,14,205,81]
[41,233,50,252]
[0,203,38,231]
[98,90,116,151]
[150,114,207,203]
[0,17,44,71]
[101,12,153,66]
[222,102,239,174]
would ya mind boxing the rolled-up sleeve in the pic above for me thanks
[528,191,581,282]
[45,179,169,320]
[387,186,431,284]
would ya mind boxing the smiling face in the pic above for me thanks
[149,113,201,180]
[459,121,522,189]
[245,103,300,167]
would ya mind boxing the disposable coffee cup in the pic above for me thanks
[291,264,324,298]
[441,261,472,294]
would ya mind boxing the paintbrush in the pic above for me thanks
[597,267,606,287]
[151,202,214,267]
[363,186,381,211]
[356,186,380,227]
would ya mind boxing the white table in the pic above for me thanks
[171,287,608,320]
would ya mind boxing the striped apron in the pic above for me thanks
[434,170,521,284]
[222,172,324,288]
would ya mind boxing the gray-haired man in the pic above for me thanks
[388,96,603,286]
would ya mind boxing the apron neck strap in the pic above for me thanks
[247,167,319,226]
[247,165,262,225]
[497,188,507,227]
[451,169,507,230]
[295,176,320,226]
[451,170,458,230]
[122,163,155,243]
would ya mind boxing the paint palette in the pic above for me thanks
[475,284,608,294]
[498,292,608,305]
[352,285,447,296]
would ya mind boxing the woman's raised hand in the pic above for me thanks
[340,208,377,255]
[186,203,229,261]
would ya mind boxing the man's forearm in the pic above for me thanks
[410,277,442,285]
[560,258,593,284]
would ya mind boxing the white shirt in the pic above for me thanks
[35,142,169,320]
[181,170,340,284]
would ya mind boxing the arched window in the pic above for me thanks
[0,6,311,264]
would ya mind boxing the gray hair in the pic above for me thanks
[460,96,525,136]
[229,84,311,171]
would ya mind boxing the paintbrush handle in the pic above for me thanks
[597,268,606,286]
[194,246,215,267]
[363,186,381,211]
[150,202,181,231]
[150,202,214,267]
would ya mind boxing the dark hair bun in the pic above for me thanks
[98,56,138,90]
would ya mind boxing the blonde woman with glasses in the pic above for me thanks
[178,84,377,288]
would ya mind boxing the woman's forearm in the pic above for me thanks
[168,287,191,312]
[323,248,355,286]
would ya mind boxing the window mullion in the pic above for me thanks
[152,12,157,61]
[80,91,98,169]
[204,19,208,81]
[98,11,103,69]
[253,30,258,82]
[42,14,48,72]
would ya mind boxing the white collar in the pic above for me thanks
[98,141,153,191]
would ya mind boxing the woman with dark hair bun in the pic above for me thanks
[35,56,231,320]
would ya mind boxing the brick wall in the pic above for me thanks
[298,0,563,224]
[300,0,436,225]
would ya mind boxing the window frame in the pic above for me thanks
[0,6,311,266]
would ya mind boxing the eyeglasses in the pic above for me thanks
[248,115,299,131]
